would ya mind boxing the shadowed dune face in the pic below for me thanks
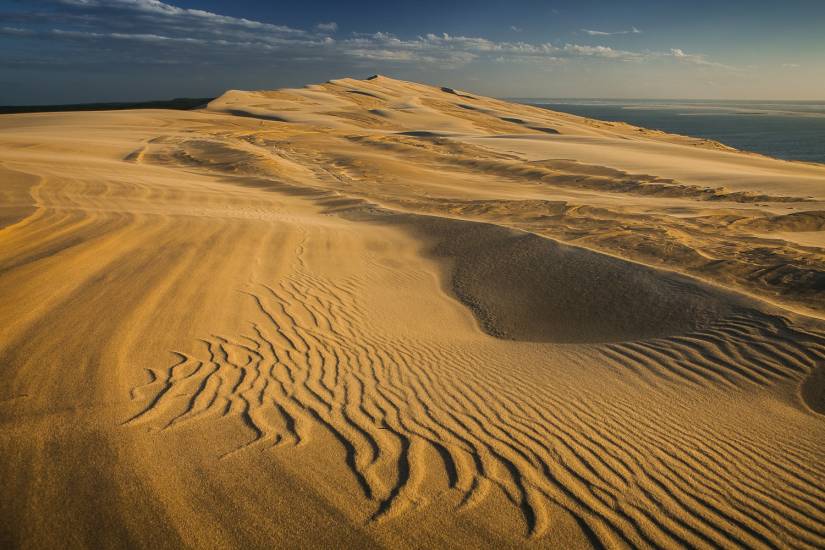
[736,210,825,232]
[0,165,39,230]
[1,77,825,548]
[801,364,825,415]
[375,213,737,343]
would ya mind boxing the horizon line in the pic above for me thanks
[3,95,825,109]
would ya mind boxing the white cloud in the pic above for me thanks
[562,43,642,60]
[316,22,338,33]
[52,0,307,35]
[50,28,208,44]
[510,26,523,32]
[0,26,35,36]
[667,48,735,69]
[582,27,641,36]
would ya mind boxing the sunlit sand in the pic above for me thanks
[1,76,823,548]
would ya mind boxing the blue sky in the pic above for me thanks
[1,0,823,104]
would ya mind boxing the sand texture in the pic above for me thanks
[1,76,824,549]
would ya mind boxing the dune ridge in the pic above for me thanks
[200,78,825,315]
[1,76,824,548]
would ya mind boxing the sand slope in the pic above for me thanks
[1,77,824,549]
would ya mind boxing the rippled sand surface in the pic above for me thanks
[1,76,824,549]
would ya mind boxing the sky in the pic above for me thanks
[1,0,824,104]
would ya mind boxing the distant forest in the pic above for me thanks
[0,97,214,115]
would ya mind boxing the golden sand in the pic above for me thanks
[1,76,823,548]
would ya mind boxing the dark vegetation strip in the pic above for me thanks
[0,97,214,115]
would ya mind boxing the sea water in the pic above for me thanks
[513,99,825,165]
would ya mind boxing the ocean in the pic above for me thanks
[512,99,825,165]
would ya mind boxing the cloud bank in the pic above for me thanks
[2,0,733,70]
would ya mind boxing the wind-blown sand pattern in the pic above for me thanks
[1,76,824,548]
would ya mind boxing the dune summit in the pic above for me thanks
[1,76,824,548]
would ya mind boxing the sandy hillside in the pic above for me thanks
[1,76,824,549]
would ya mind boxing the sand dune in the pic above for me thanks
[1,76,824,548]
